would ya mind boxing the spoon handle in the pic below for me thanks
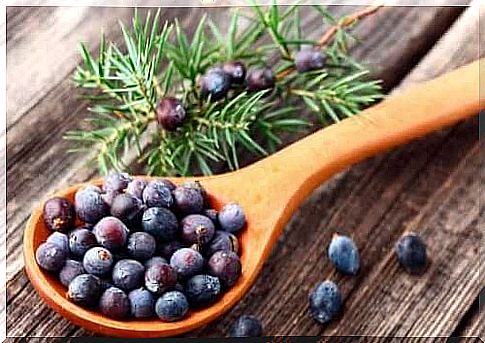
[241,59,483,221]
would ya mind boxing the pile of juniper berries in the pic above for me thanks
[36,172,245,321]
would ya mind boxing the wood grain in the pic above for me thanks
[6,7,133,128]
[5,3,480,339]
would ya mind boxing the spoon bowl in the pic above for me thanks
[23,60,483,337]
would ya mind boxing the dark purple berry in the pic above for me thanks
[328,234,360,274]
[170,248,204,278]
[207,250,241,288]
[156,97,186,131]
[218,203,246,233]
[129,288,155,318]
[103,172,132,193]
[158,179,177,192]
[155,291,189,322]
[200,67,231,101]
[184,181,208,205]
[202,209,218,224]
[246,67,275,91]
[173,184,204,215]
[43,197,75,232]
[158,240,183,260]
[205,231,239,257]
[185,274,221,306]
[309,280,342,324]
[127,232,156,260]
[110,193,145,225]
[93,217,129,250]
[223,61,246,85]
[83,247,114,276]
[69,228,97,258]
[59,259,85,287]
[230,315,263,337]
[75,187,109,224]
[144,262,178,295]
[395,232,427,274]
[181,214,215,245]
[100,190,121,207]
[46,232,69,252]
[142,180,173,208]
[67,274,101,308]
[141,207,179,242]
[112,259,145,291]
[295,47,326,72]
[99,287,130,319]
[36,242,67,272]
[126,179,147,200]
[144,256,168,269]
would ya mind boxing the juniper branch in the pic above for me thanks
[66,4,383,177]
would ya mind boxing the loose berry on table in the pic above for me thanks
[328,234,360,275]
[309,280,342,324]
[395,232,427,274]
[230,315,263,337]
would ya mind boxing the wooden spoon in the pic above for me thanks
[23,59,484,337]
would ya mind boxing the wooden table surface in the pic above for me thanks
[5,2,484,340]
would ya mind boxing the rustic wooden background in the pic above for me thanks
[5,1,483,340]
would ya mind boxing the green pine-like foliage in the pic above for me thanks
[66,2,383,176]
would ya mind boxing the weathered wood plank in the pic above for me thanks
[454,289,484,338]
[397,0,484,86]
[5,4,465,284]
[6,3,476,339]
[6,7,133,128]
